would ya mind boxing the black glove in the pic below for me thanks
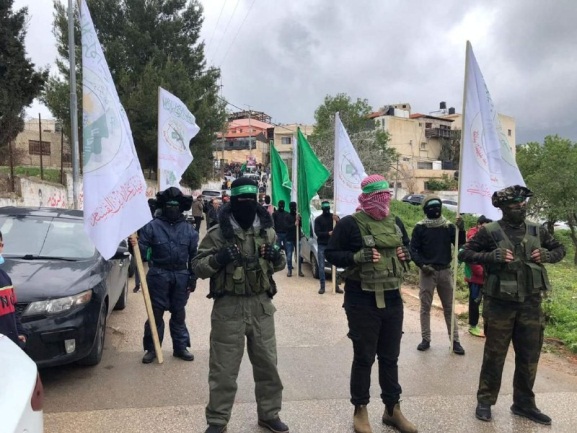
[260,244,282,262]
[398,246,411,262]
[421,264,435,275]
[215,245,241,266]
[353,248,374,264]
[489,248,509,263]
[534,248,552,263]
[187,275,197,293]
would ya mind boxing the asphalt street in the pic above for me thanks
[41,246,577,433]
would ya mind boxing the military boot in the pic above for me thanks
[382,403,418,433]
[142,350,156,364]
[353,405,372,433]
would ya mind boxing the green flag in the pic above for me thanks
[297,128,330,238]
[270,143,292,208]
[240,162,247,173]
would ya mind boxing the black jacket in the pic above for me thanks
[273,209,294,234]
[410,220,465,268]
[314,212,335,245]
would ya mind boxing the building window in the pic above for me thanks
[419,123,422,127]
[281,137,292,145]
[508,129,512,136]
[425,122,432,129]
[239,129,243,133]
[420,142,427,150]
[417,161,433,170]
[28,140,51,156]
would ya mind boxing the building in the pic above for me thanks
[10,118,71,169]
[213,111,273,168]
[371,102,516,198]
[271,123,314,162]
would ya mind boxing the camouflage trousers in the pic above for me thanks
[477,294,545,407]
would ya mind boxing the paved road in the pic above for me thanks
[42,254,577,433]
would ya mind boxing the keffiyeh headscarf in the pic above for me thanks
[357,175,391,220]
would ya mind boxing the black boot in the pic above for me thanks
[511,404,551,425]
[452,341,465,355]
[173,349,194,361]
[336,286,344,294]
[258,417,289,432]
[475,403,491,421]
[142,350,156,364]
[417,339,430,351]
[287,269,292,277]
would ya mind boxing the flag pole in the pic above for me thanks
[332,112,339,294]
[293,130,301,277]
[131,234,164,363]
[68,0,80,209]
[157,86,161,192]
[450,41,471,352]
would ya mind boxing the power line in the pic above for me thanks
[205,0,229,53]
[210,0,241,64]
[218,0,258,66]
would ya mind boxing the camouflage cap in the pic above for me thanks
[491,185,533,208]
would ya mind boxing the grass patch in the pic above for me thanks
[391,200,577,353]
[0,166,63,184]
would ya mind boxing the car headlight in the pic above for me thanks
[24,290,93,316]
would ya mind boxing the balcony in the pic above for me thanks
[425,128,458,139]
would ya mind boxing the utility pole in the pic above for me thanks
[38,113,44,180]
[60,123,64,184]
[394,157,399,200]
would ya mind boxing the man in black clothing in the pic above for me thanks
[410,194,466,355]
[314,201,341,294]
[325,175,416,433]
[274,200,296,277]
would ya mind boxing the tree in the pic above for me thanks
[0,0,48,151]
[309,93,397,197]
[42,0,226,188]
[517,135,577,263]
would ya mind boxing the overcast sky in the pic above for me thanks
[13,0,577,144]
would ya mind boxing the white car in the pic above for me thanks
[0,334,44,433]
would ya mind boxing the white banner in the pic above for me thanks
[157,87,199,190]
[458,42,525,220]
[81,0,152,259]
[334,112,367,216]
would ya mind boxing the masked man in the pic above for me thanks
[410,195,466,355]
[132,187,198,364]
[314,201,342,294]
[192,178,289,433]
[325,175,416,433]
[459,185,565,425]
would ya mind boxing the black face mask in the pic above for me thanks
[502,207,526,225]
[163,204,182,222]
[232,199,257,230]
[424,205,442,219]
[278,204,285,212]
[322,208,331,216]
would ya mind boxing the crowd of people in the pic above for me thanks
[3,172,564,433]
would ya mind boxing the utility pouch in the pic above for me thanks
[232,266,246,295]
[362,235,376,248]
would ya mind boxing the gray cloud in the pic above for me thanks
[14,0,577,144]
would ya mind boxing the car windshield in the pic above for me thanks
[0,215,96,259]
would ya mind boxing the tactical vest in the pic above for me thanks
[483,221,551,302]
[211,226,275,297]
[344,212,404,308]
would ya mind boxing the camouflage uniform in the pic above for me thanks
[458,185,565,412]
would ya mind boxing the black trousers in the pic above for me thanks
[344,293,403,406]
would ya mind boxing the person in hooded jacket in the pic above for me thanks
[273,200,293,259]
[131,187,199,364]
[314,201,342,294]
[192,177,289,433]
[410,194,466,355]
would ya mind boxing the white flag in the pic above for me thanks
[458,42,525,220]
[291,134,297,202]
[81,0,152,259]
[158,87,200,190]
[334,112,367,216]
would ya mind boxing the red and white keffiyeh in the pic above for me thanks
[357,174,391,220]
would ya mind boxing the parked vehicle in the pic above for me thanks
[0,334,44,433]
[200,189,223,208]
[0,207,130,367]
[441,199,458,212]
[401,194,425,206]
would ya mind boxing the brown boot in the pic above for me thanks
[382,403,418,433]
[353,405,373,433]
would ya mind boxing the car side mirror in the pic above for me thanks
[113,240,130,259]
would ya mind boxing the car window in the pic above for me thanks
[201,190,221,197]
[0,216,96,259]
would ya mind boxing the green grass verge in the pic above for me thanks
[0,166,63,184]
[391,200,577,353]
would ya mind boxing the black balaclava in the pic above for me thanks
[321,201,331,216]
[501,204,527,225]
[157,187,190,223]
[264,195,271,205]
[230,177,258,230]
[289,201,297,215]
[423,196,442,219]
[278,200,285,212]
